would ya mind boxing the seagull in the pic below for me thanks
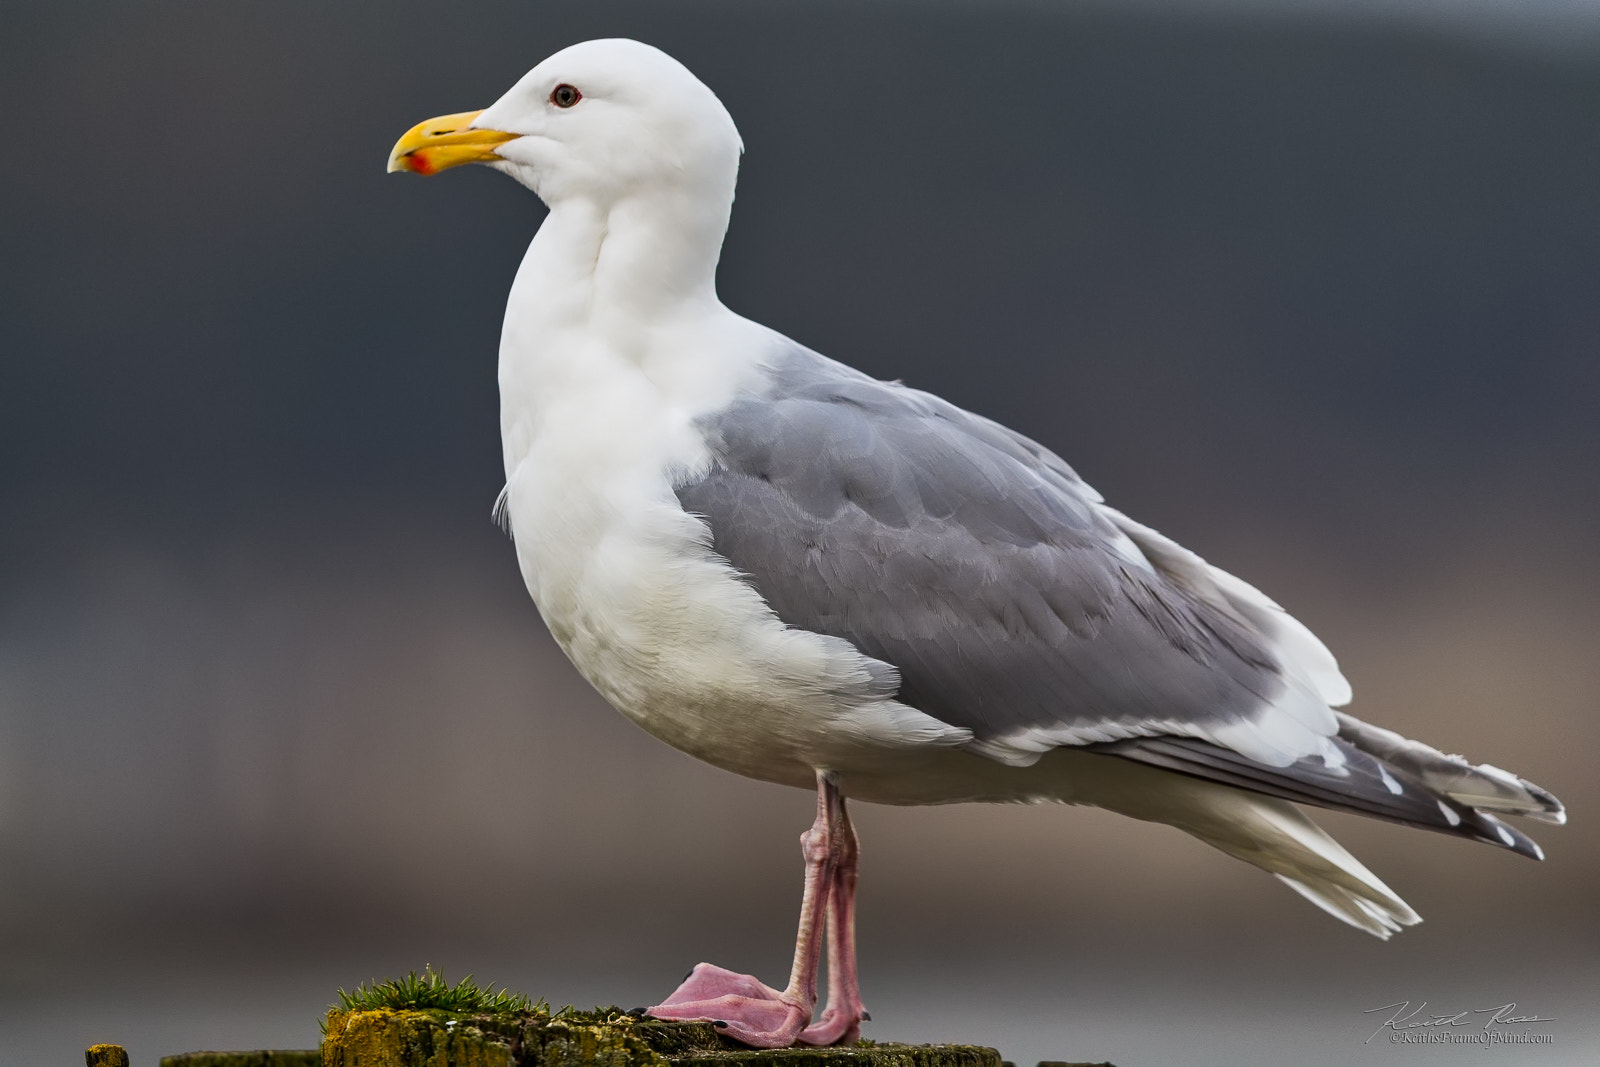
[387,38,1565,1049]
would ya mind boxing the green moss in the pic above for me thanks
[333,968,533,1017]
[87,1046,130,1067]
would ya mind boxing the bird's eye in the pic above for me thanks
[550,84,581,109]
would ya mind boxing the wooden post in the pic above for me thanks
[321,1008,1005,1067]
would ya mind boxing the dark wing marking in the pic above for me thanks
[1089,734,1545,859]
[1332,712,1565,825]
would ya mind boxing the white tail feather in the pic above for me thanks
[1108,769,1422,939]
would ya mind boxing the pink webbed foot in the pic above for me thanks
[647,963,810,1048]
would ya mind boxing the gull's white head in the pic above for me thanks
[388,39,742,211]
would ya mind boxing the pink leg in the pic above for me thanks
[798,795,866,1045]
[648,771,851,1048]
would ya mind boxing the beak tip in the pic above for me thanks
[386,152,421,175]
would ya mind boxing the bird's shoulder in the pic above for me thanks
[710,341,1098,483]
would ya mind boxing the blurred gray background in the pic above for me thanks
[2,1,1597,1064]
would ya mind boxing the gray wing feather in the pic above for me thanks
[1089,735,1545,858]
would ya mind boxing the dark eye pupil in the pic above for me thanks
[552,84,580,108]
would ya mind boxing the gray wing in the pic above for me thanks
[675,344,1563,858]
[677,345,1341,770]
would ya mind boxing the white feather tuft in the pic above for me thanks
[1105,769,1422,939]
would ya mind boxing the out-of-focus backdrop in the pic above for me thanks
[3,1,1597,1064]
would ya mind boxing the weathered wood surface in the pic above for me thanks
[161,1055,321,1067]
[320,1008,1006,1067]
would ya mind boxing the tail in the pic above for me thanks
[1085,761,1421,938]
[1188,781,1420,938]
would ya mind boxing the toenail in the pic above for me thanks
[713,1020,729,1028]
[861,1011,872,1021]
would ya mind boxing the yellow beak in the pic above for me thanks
[387,110,519,175]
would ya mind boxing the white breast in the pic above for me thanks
[497,311,966,788]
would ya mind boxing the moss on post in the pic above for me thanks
[321,1008,1003,1067]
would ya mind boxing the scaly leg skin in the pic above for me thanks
[798,795,866,1046]
[648,772,846,1048]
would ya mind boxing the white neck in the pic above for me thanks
[496,183,770,478]
[512,180,731,334]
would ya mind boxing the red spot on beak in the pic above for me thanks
[404,153,435,176]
